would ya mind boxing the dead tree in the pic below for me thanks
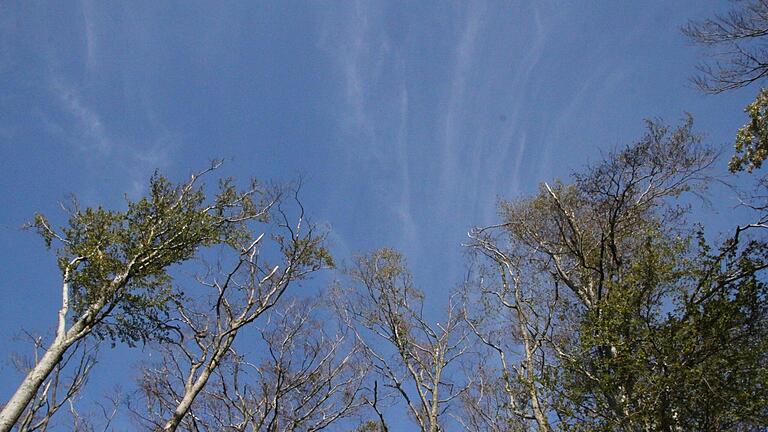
[461,234,556,432]
[684,0,768,93]
[334,249,470,432]
[134,297,365,432]
[129,187,333,431]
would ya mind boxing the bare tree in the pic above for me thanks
[334,249,470,432]
[129,188,332,432]
[66,390,122,432]
[209,299,366,432]
[134,296,364,432]
[456,360,531,432]
[1,162,272,431]
[683,0,768,93]
[356,381,389,432]
[461,236,556,432]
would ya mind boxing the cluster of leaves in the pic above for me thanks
[553,230,685,430]
[31,168,270,346]
[553,228,765,427]
[733,88,768,172]
[570,201,766,428]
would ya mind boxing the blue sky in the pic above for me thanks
[0,0,759,428]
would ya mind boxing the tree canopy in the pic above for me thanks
[4,3,768,432]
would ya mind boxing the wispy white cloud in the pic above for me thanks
[34,2,187,199]
[435,2,557,227]
[486,5,546,202]
[318,1,379,142]
[538,58,630,181]
[439,3,486,196]
[316,2,569,301]
[48,77,175,199]
[51,79,112,154]
[511,131,528,195]
[80,0,98,72]
[394,81,417,249]
[316,1,418,250]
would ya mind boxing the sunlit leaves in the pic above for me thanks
[732,88,768,172]
[30,166,273,346]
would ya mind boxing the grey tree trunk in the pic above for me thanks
[0,337,72,432]
[0,272,96,432]
[161,367,214,432]
[161,337,233,432]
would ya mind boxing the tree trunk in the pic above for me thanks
[0,338,72,432]
[161,367,214,432]
[161,339,231,432]
[0,275,88,432]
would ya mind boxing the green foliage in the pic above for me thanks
[665,234,768,429]
[275,233,335,273]
[551,229,683,429]
[499,118,712,308]
[683,1,768,173]
[552,218,768,430]
[30,168,273,346]
[484,117,768,430]
[732,88,768,172]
